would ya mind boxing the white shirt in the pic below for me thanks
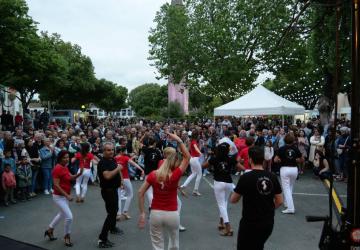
[264,146,274,160]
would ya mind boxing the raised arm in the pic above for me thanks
[167,132,190,173]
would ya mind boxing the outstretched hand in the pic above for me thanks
[166,132,182,143]
[138,213,146,229]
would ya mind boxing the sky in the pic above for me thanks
[26,0,272,92]
[26,0,169,91]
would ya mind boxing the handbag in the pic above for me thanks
[337,136,349,155]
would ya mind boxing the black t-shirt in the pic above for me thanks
[234,170,282,223]
[97,157,121,189]
[275,145,302,167]
[209,156,235,183]
[143,146,163,175]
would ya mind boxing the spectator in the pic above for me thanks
[15,112,23,128]
[16,156,32,201]
[2,163,17,206]
[40,138,55,195]
[309,128,325,163]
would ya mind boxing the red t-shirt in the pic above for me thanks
[75,152,94,169]
[115,155,130,179]
[190,140,201,157]
[239,147,250,170]
[157,159,164,169]
[234,138,247,157]
[52,164,72,195]
[146,167,183,211]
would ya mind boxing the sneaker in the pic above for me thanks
[192,191,201,196]
[4,202,9,207]
[179,225,186,232]
[110,227,124,235]
[10,200,17,204]
[122,212,131,220]
[116,215,122,221]
[281,209,295,214]
[44,190,50,195]
[235,172,240,176]
[98,240,114,248]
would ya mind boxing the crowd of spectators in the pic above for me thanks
[0,112,351,207]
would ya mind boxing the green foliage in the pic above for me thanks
[0,0,128,112]
[162,101,184,119]
[91,79,128,112]
[0,0,66,111]
[149,0,297,101]
[149,3,192,84]
[128,83,168,117]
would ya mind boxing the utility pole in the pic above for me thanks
[347,0,360,247]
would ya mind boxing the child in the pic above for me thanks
[16,156,32,201]
[2,150,16,174]
[2,164,17,206]
[264,140,274,172]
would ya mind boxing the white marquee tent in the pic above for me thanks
[214,85,305,117]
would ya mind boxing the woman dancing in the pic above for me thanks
[138,132,190,250]
[44,150,84,247]
[203,142,236,236]
[180,130,202,196]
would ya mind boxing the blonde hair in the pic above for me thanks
[156,147,178,183]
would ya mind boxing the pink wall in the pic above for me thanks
[168,81,189,115]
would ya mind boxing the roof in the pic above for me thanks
[214,85,305,116]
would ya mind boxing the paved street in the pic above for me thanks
[0,173,347,250]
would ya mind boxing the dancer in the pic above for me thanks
[231,146,283,250]
[159,147,186,232]
[274,134,303,214]
[44,150,84,247]
[97,143,123,248]
[115,146,144,220]
[138,132,191,250]
[203,143,236,236]
[71,143,99,203]
[141,136,163,210]
[180,130,202,196]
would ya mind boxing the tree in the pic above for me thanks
[149,2,193,84]
[264,1,352,125]
[0,0,67,113]
[93,79,128,113]
[128,83,167,117]
[39,33,97,109]
[149,0,305,103]
[162,101,184,119]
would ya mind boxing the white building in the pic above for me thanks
[0,86,23,115]
[89,104,135,119]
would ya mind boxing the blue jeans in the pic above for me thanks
[339,154,349,178]
[42,168,52,191]
[31,169,39,193]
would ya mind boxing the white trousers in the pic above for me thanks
[118,179,133,214]
[182,157,202,191]
[213,181,233,223]
[49,195,73,235]
[150,210,180,250]
[280,167,298,211]
[75,168,91,198]
[91,163,98,182]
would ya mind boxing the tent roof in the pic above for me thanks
[214,85,305,116]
